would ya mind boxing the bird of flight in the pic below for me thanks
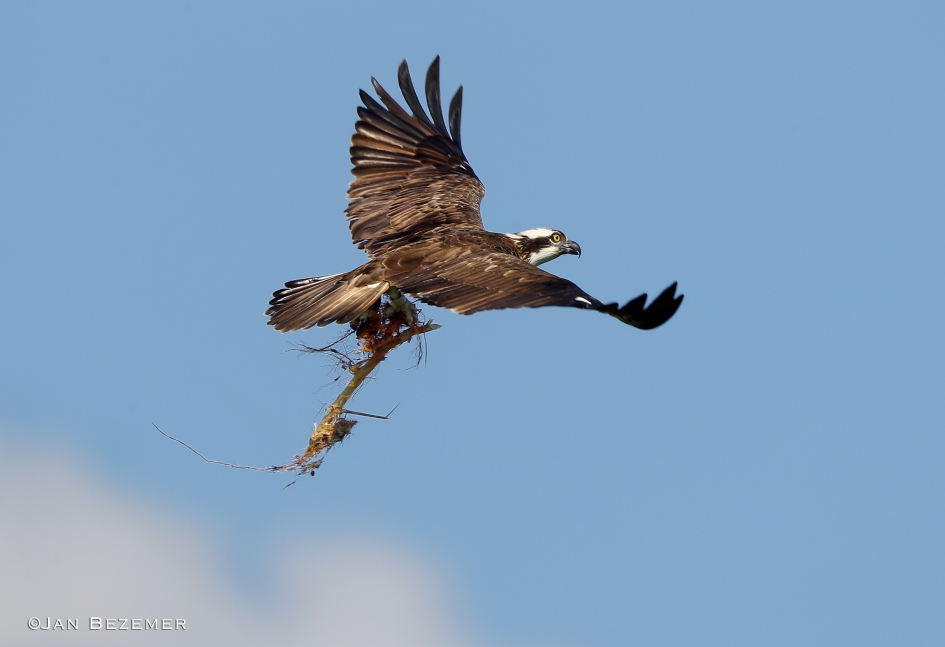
[267,57,683,332]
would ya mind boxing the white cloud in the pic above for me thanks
[0,435,476,646]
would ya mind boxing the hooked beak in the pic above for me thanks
[560,240,582,258]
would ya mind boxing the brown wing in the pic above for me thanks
[380,238,685,329]
[380,243,604,314]
[347,56,485,257]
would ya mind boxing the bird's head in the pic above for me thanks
[508,228,582,266]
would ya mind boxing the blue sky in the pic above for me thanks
[2,2,943,645]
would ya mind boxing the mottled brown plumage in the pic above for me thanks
[267,57,683,332]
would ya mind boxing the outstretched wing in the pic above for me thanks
[347,56,485,256]
[384,246,684,329]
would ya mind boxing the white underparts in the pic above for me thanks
[528,247,563,266]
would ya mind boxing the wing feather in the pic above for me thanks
[370,78,426,129]
[350,148,415,166]
[398,60,436,131]
[353,121,417,149]
[350,167,409,179]
[448,86,463,149]
[425,56,450,137]
[358,91,428,140]
[350,133,412,155]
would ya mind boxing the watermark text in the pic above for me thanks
[28,617,186,631]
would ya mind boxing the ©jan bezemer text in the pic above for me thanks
[90,618,186,630]
[29,617,186,631]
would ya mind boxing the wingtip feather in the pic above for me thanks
[425,55,449,137]
[448,85,463,149]
[597,282,684,330]
[398,60,434,129]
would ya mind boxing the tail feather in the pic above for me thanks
[266,265,390,331]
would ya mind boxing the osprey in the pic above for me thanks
[267,57,683,331]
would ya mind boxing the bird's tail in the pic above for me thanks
[266,263,391,331]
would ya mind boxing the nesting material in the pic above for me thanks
[153,291,437,479]
[289,291,439,473]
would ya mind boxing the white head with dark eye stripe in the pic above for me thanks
[507,228,582,266]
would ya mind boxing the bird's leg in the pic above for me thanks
[358,299,380,321]
[384,286,417,324]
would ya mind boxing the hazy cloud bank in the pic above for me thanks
[0,435,479,646]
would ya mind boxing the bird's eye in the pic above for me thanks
[552,233,562,243]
